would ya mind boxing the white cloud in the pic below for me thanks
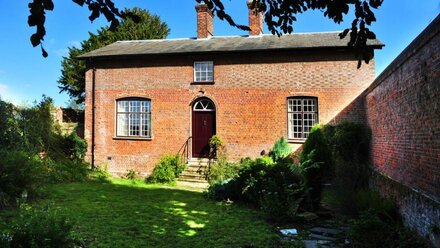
[0,83,7,94]
[67,40,81,48]
[55,48,69,57]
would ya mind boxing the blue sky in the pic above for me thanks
[0,1,439,106]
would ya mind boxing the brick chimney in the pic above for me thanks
[195,3,214,39]
[247,0,263,36]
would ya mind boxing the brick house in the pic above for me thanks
[80,2,383,175]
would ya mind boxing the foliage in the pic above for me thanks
[63,132,87,161]
[0,100,23,151]
[28,0,381,68]
[0,151,43,208]
[348,210,429,248]
[58,7,169,104]
[259,164,305,222]
[146,155,185,183]
[208,134,224,158]
[19,96,57,154]
[268,136,292,162]
[207,161,240,185]
[41,158,89,184]
[0,98,90,207]
[300,125,332,209]
[326,122,370,164]
[89,163,112,182]
[207,155,307,221]
[124,169,138,181]
[207,135,241,184]
[0,205,81,248]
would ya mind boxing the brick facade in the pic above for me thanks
[84,49,375,174]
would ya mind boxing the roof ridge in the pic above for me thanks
[115,31,345,43]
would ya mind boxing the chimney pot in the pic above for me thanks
[247,0,263,36]
[195,3,214,39]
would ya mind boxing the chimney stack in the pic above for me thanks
[195,3,214,39]
[247,0,263,36]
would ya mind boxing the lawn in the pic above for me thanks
[1,179,282,248]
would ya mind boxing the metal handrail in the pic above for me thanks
[177,136,192,165]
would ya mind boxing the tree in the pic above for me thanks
[58,8,169,104]
[29,0,382,67]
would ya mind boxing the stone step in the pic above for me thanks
[187,162,210,166]
[308,233,336,242]
[182,168,208,174]
[177,177,208,183]
[179,172,207,179]
[180,171,206,178]
[309,227,342,237]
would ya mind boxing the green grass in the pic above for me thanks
[1,178,282,247]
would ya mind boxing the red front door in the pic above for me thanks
[192,111,215,158]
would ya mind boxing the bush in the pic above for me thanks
[0,205,82,248]
[268,137,292,162]
[207,135,239,183]
[348,210,429,248]
[41,158,89,184]
[146,155,185,183]
[89,163,111,182]
[300,125,332,210]
[0,150,43,208]
[207,156,307,221]
[63,132,87,161]
[207,161,240,184]
[259,164,305,221]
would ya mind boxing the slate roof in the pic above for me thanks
[79,31,384,59]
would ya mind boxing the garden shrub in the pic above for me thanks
[146,155,184,183]
[0,150,43,208]
[63,132,87,161]
[207,135,240,184]
[348,210,429,248]
[207,161,240,184]
[41,158,89,184]
[259,164,305,222]
[0,205,82,248]
[89,163,112,182]
[0,100,24,151]
[207,155,307,221]
[268,137,292,162]
[124,169,138,180]
[300,125,332,209]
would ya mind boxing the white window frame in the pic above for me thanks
[116,98,152,138]
[287,97,318,140]
[194,61,214,82]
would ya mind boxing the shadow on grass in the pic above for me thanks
[38,179,279,247]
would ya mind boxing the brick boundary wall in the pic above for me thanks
[331,14,440,246]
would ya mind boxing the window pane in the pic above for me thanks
[117,113,128,136]
[118,101,128,112]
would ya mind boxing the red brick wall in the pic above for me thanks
[84,49,375,175]
[329,15,440,246]
[366,17,440,203]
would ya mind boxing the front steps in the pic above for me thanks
[177,158,211,187]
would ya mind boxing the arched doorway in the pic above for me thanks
[192,98,216,158]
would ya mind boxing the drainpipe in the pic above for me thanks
[91,61,96,170]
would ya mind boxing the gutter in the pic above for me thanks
[91,60,96,170]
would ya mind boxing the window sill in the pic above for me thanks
[113,136,152,141]
[191,81,215,85]
[288,139,306,144]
